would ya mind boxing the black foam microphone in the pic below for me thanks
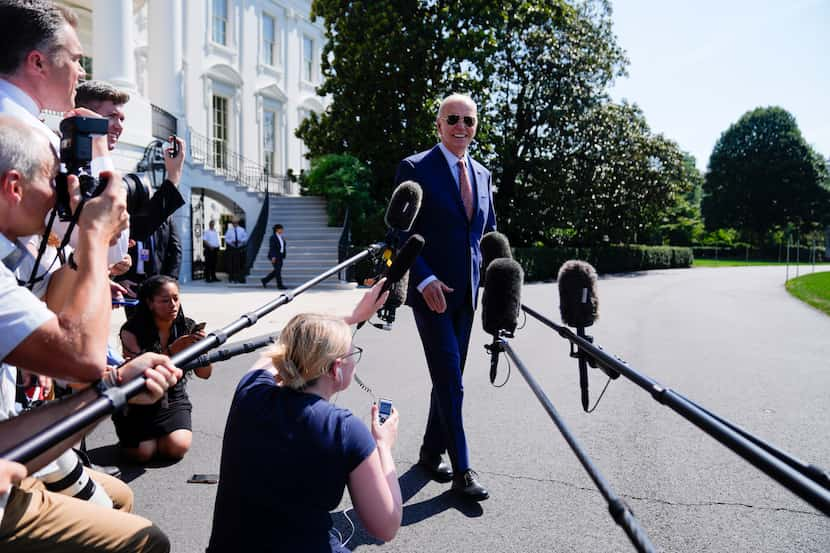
[376,271,408,328]
[385,181,423,232]
[382,234,423,294]
[557,260,598,328]
[557,260,607,411]
[481,231,513,268]
[480,231,512,287]
[359,234,424,330]
[482,258,524,383]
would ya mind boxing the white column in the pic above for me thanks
[147,0,183,115]
[92,0,136,89]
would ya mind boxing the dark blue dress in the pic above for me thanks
[207,369,376,552]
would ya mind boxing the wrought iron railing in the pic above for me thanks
[246,180,271,273]
[337,207,352,281]
[187,127,292,195]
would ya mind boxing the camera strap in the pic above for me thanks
[24,209,58,289]
[23,204,83,290]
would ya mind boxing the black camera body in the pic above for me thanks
[54,116,109,221]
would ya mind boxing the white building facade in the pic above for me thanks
[57,0,327,280]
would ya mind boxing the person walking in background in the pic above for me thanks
[203,220,220,282]
[261,224,287,289]
[395,93,496,501]
[224,219,248,283]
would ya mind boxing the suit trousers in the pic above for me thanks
[204,247,218,281]
[413,301,474,474]
[261,257,284,287]
[0,472,168,552]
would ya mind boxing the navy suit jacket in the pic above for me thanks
[268,235,286,260]
[395,145,496,312]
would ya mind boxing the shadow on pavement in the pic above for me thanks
[336,464,484,551]
[86,444,181,484]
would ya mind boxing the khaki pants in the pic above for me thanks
[0,470,168,552]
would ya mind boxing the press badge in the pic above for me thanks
[140,248,150,262]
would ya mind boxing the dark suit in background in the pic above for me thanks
[396,143,496,484]
[118,218,182,317]
[261,231,287,289]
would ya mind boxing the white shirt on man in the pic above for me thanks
[203,228,220,249]
[224,225,248,248]
[0,78,129,266]
[0,233,57,515]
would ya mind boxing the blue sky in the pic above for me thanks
[609,0,829,172]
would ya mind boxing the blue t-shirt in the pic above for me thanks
[207,369,376,553]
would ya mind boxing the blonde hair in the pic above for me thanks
[267,313,352,390]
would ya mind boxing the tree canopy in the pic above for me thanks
[300,0,703,247]
[702,106,829,243]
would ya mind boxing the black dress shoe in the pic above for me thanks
[418,453,454,483]
[260,278,268,288]
[451,469,489,501]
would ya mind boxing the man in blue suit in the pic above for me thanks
[395,93,496,501]
[261,224,287,289]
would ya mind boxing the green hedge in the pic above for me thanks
[345,244,693,283]
[692,245,825,261]
[513,245,694,281]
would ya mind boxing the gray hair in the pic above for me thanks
[0,0,78,75]
[0,115,53,182]
[436,93,477,119]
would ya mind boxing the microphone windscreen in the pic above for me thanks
[482,258,523,336]
[481,231,512,271]
[385,181,423,232]
[383,271,408,309]
[385,234,424,289]
[557,260,598,328]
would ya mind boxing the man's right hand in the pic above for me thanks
[164,136,186,185]
[422,279,454,314]
[73,170,128,245]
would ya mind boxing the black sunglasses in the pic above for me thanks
[443,114,477,127]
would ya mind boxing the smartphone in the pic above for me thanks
[168,135,180,158]
[378,398,393,425]
[112,298,139,307]
[192,322,207,333]
[187,473,219,484]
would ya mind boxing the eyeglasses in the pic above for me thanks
[342,345,363,364]
[442,114,477,127]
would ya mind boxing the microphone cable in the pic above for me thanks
[491,353,512,388]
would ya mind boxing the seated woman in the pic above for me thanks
[206,281,401,553]
[115,275,211,462]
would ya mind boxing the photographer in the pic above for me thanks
[74,80,186,300]
[0,115,180,551]
[0,0,131,296]
[207,281,401,553]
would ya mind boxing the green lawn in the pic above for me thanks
[786,272,830,316]
[694,258,830,268]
